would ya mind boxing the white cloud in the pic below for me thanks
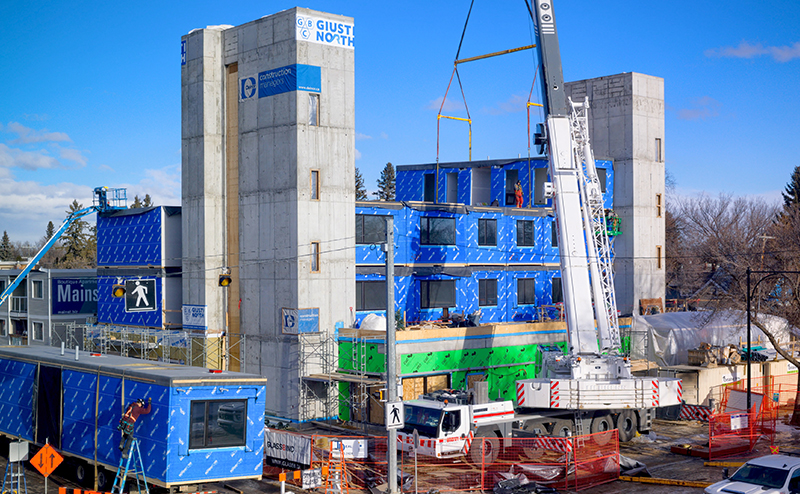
[6,121,71,144]
[676,96,722,121]
[0,143,61,170]
[124,164,182,207]
[705,41,800,62]
[380,132,389,139]
[98,164,114,172]
[355,132,372,140]
[483,94,528,116]
[426,96,462,112]
[58,147,89,166]
[355,148,362,160]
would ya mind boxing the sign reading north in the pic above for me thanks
[125,279,157,312]
[295,14,354,49]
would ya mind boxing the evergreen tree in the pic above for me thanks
[355,167,368,200]
[373,162,396,201]
[130,194,154,209]
[783,165,800,208]
[45,221,55,241]
[0,231,11,261]
[39,221,61,269]
[58,200,94,268]
[142,194,153,207]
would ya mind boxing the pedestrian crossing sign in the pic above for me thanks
[386,401,404,429]
[125,279,157,312]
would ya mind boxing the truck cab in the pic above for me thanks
[704,455,800,494]
[398,399,471,457]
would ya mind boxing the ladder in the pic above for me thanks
[2,456,27,494]
[111,438,149,494]
[324,440,349,494]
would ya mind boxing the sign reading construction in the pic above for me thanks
[282,307,320,334]
[264,430,312,470]
[125,279,157,312]
[257,64,321,99]
[295,14,354,49]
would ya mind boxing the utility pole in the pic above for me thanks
[384,216,398,494]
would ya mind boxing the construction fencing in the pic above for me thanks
[707,382,779,460]
[264,431,619,493]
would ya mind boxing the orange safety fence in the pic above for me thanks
[708,384,779,460]
[263,432,619,493]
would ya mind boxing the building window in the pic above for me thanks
[517,220,535,247]
[655,138,662,162]
[420,217,455,245]
[0,320,6,337]
[656,193,663,218]
[310,170,319,200]
[478,279,497,307]
[597,168,607,193]
[423,174,436,202]
[189,400,247,449]
[311,242,320,272]
[420,280,455,309]
[551,222,558,247]
[308,93,320,126]
[33,322,43,341]
[552,277,563,304]
[656,245,663,269]
[517,278,536,305]
[356,215,387,244]
[356,281,387,311]
[478,219,496,246]
[32,280,43,299]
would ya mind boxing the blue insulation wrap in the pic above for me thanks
[97,208,163,266]
[0,359,36,440]
[97,275,163,327]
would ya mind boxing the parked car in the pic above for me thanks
[705,454,800,494]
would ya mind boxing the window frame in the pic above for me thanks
[656,193,663,218]
[32,280,43,299]
[32,321,43,341]
[516,220,535,247]
[478,278,498,307]
[356,280,387,311]
[308,93,320,126]
[311,242,320,273]
[189,399,248,450]
[656,245,663,270]
[517,278,536,306]
[551,277,563,304]
[420,280,456,309]
[420,217,456,246]
[310,170,320,200]
[356,215,387,245]
[477,218,497,247]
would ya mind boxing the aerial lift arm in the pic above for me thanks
[0,187,126,307]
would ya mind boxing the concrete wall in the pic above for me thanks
[182,8,355,420]
[565,73,666,315]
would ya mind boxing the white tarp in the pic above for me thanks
[631,309,797,367]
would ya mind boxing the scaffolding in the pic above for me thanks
[299,332,338,422]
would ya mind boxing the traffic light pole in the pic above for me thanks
[384,216,398,494]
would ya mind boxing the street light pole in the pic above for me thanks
[746,267,752,412]
[384,216,398,494]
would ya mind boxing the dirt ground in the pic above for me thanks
[2,414,799,494]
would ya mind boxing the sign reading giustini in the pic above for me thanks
[124,279,157,312]
[182,304,207,330]
[295,14,354,49]
[52,278,97,315]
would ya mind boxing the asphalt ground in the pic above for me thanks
[2,413,799,494]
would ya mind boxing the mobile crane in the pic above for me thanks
[0,187,126,307]
[397,0,681,463]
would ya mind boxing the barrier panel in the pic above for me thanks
[263,432,619,493]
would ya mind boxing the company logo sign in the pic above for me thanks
[240,75,257,100]
[52,278,98,315]
[182,304,207,330]
[181,40,186,66]
[296,14,354,49]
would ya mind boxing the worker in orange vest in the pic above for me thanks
[514,180,523,208]
[118,397,151,458]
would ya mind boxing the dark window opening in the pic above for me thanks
[552,277,563,304]
[518,278,536,305]
[421,217,455,245]
[596,168,607,193]
[478,219,496,246]
[505,170,519,206]
[420,280,455,309]
[356,281,387,311]
[424,174,436,202]
[356,215,387,244]
[551,221,558,247]
[517,220,535,247]
[479,279,497,307]
[189,400,247,449]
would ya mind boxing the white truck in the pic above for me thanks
[398,0,682,464]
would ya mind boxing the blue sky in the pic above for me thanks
[1,1,798,243]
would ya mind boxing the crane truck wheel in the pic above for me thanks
[548,419,573,437]
[590,414,613,446]
[96,468,110,491]
[615,409,637,443]
[468,433,500,465]
[75,461,93,487]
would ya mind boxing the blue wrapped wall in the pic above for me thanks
[97,275,163,327]
[97,208,163,266]
[0,358,36,440]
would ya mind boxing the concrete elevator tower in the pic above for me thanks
[181,8,356,420]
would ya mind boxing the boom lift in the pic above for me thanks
[0,187,127,307]
[397,0,681,463]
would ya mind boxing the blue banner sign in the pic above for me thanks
[282,307,320,334]
[52,278,98,315]
[258,64,321,99]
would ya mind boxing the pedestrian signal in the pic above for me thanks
[112,284,126,297]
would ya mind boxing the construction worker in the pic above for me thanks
[514,180,523,208]
[118,397,151,458]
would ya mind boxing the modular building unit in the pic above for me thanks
[0,346,266,489]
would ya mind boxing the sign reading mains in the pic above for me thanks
[125,279,156,312]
